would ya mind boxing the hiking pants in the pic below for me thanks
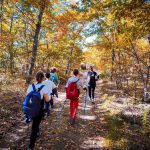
[44,101,50,113]
[88,86,96,99]
[52,88,58,98]
[70,100,78,120]
[29,110,43,149]
[50,98,54,107]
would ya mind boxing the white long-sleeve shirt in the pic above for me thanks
[42,79,56,95]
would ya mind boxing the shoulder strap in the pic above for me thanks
[75,79,80,83]
[38,85,45,92]
[32,84,36,91]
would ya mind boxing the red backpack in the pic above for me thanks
[66,79,79,100]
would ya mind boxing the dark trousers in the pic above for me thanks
[29,110,43,149]
[45,101,50,113]
[52,88,58,98]
[88,86,96,99]
[50,98,53,107]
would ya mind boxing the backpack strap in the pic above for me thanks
[76,79,80,83]
[74,79,80,83]
[38,85,45,92]
[32,84,36,91]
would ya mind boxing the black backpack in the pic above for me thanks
[89,72,96,85]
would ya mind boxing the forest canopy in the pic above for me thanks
[0,0,150,100]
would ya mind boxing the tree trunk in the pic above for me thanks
[111,49,115,80]
[8,14,14,74]
[65,46,74,75]
[0,0,3,36]
[27,6,45,83]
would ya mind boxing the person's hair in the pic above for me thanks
[36,71,44,83]
[51,67,54,73]
[90,65,93,69]
[53,67,57,73]
[51,67,57,73]
[73,69,79,76]
[45,72,50,79]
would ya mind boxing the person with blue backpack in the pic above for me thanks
[23,71,50,150]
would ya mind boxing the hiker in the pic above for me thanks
[87,65,99,103]
[50,67,59,106]
[50,67,59,86]
[25,71,50,150]
[43,72,56,116]
[66,69,82,125]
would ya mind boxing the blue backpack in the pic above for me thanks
[23,84,45,118]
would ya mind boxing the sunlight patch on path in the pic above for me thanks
[79,115,96,120]
[81,136,107,149]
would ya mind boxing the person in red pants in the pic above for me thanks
[66,69,82,125]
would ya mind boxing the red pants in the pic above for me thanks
[70,100,78,120]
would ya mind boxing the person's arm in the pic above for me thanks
[78,79,83,88]
[26,85,32,95]
[43,94,50,102]
[95,72,99,80]
[42,86,50,102]
[55,73,59,84]
[65,79,70,89]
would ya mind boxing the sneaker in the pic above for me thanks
[69,118,75,125]
[23,116,32,124]
[88,97,91,101]
[36,128,41,138]
[36,132,40,138]
[91,99,95,104]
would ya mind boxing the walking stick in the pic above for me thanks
[83,87,87,114]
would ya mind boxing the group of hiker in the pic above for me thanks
[23,66,99,150]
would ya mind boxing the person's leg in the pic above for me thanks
[29,111,43,149]
[50,98,54,108]
[91,86,96,101]
[73,100,78,120]
[55,88,58,98]
[70,100,74,119]
[46,101,50,116]
[88,86,91,99]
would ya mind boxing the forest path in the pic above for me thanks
[0,80,149,150]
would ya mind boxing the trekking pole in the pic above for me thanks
[56,98,67,126]
[83,87,87,114]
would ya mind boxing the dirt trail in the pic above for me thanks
[0,80,149,150]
